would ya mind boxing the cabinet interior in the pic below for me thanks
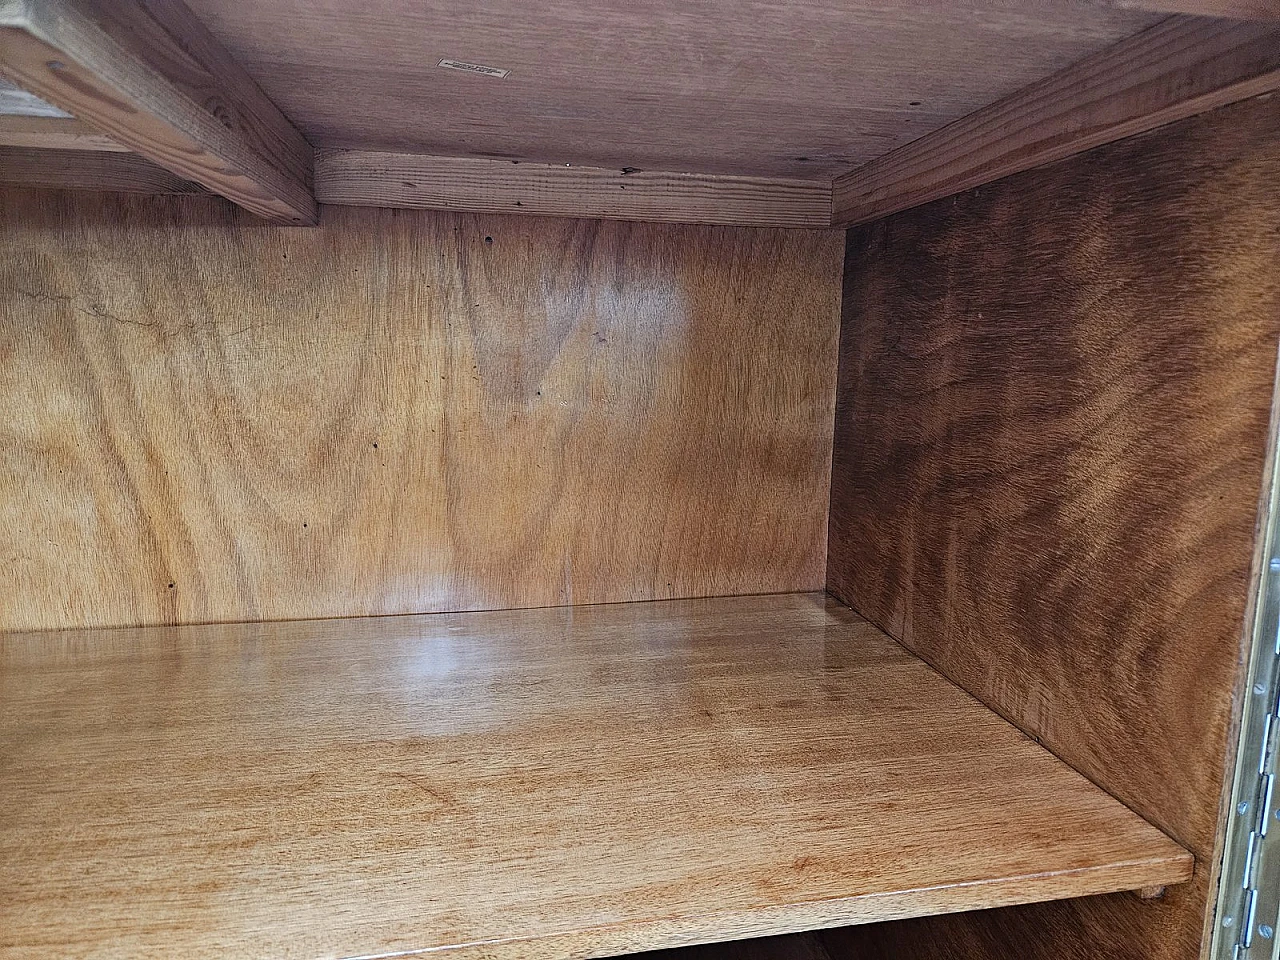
[2,3,1279,959]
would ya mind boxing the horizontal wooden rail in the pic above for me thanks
[0,114,124,150]
[316,150,833,228]
[832,17,1280,227]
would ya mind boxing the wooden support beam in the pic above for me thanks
[0,115,123,150]
[0,0,316,223]
[832,17,1280,228]
[316,151,834,228]
[0,145,203,193]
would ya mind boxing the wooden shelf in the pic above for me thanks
[0,594,1190,959]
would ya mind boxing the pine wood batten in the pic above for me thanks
[0,114,124,150]
[316,150,833,228]
[0,0,316,223]
[0,144,203,191]
[831,17,1280,227]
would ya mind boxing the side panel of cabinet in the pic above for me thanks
[0,196,842,632]
[824,95,1280,959]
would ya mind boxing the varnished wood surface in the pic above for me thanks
[831,17,1280,226]
[0,146,202,192]
[316,150,832,227]
[825,94,1280,959]
[0,0,316,223]
[0,190,841,633]
[0,115,126,151]
[181,0,1156,180]
[0,593,1191,960]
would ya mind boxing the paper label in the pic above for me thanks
[438,59,510,79]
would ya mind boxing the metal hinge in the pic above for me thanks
[1214,548,1280,960]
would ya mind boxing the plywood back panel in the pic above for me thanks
[824,94,1280,959]
[0,190,842,633]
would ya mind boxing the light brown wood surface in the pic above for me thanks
[0,145,202,192]
[831,17,1280,226]
[0,115,125,150]
[825,94,1280,959]
[0,189,841,633]
[316,150,832,228]
[0,0,315,223]
[180,0,1156,180]
[0,593,1191,960]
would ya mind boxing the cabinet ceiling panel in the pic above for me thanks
[180,0,1160,178]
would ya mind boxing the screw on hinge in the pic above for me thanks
[1262,924,1275,940]
[1225,915,1237,927]
[1242,801,1251,814]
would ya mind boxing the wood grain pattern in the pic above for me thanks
[316,150,833,228]
[181,0,1157,180]
[825,94,1280,959]
[0,145,202,192]
[0,190,841,633]
[0,115,124,150]
[0,593,1191,960]
[1122,0,1279,15]
[0,0,315,223]
[831,17,1280,226]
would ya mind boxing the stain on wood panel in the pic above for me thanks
[0,192,841,632]
[824,94,1280,959]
